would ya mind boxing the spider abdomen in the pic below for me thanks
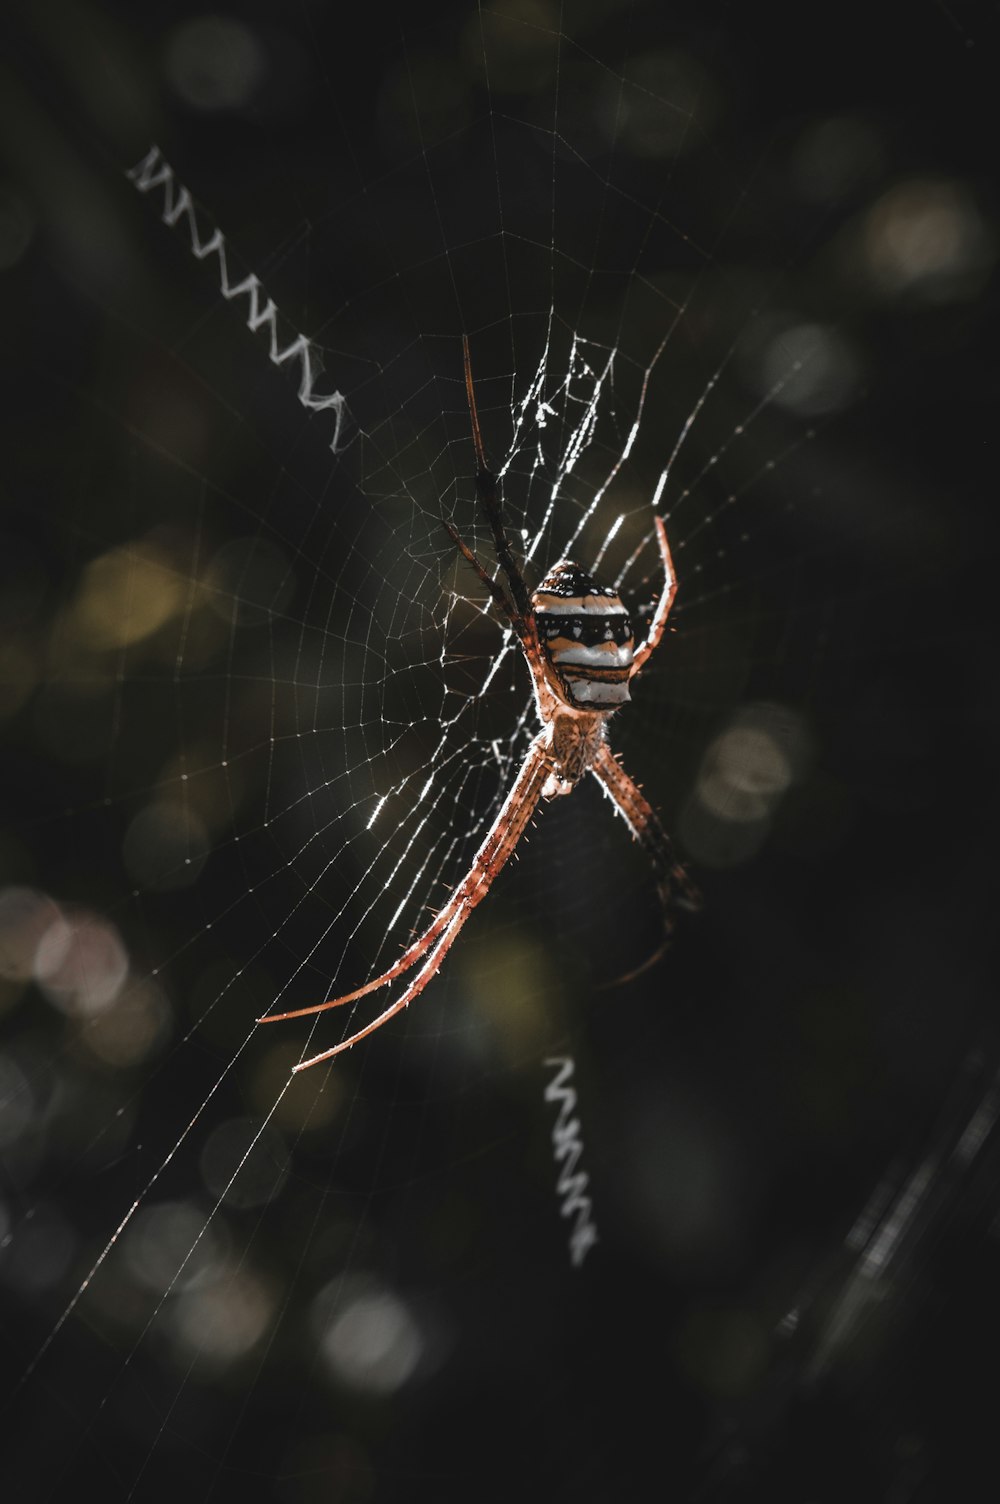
[533,561,634,709]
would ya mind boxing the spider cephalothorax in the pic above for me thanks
[260,337,699,1068]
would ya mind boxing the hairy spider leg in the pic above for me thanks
[442,521,520,632]
[443,337,548,686]
[590,741,701,984]
[630,516,678,678]
[444,520,554,703]
[259,732,553,1068]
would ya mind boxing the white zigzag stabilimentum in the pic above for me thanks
[127,144,350,454]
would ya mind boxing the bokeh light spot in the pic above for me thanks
[170,1268,274,1364]
[682,703,810,868]
[862,178,994,301]
[0,887,63,982]
[33,909,129,1017]
[82,978,172,1068]
[124,1200,227,1294]
[67,540,186,651]
[163,16,267,112]
[759,322,860,416]
[199,1116,290,1209]
[314,1277,423,1395]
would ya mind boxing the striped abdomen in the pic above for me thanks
[533,561,634,709]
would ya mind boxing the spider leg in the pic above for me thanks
[290,900,482,1071]
[447,338,548,693]
[259,731,552,1066]
[629,516,678,678]
[444,516,551,714]
[442,520,521,632]
[463,335,532,620]
[590,741,700,983]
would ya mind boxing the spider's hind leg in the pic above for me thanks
[589,741,700,984]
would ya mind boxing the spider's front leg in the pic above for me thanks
[462,334,532,621]
[630,516,678,678]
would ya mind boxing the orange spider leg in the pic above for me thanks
[629,516,677,678]
[259,732,552,1069]
[590,740,700,985]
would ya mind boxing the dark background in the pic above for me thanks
[1,1,999,1500]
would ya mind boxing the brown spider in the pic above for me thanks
[260,337,699,1069]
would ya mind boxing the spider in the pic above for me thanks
[260,337,699,1070]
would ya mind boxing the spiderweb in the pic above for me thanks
[1,1,997,1498]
